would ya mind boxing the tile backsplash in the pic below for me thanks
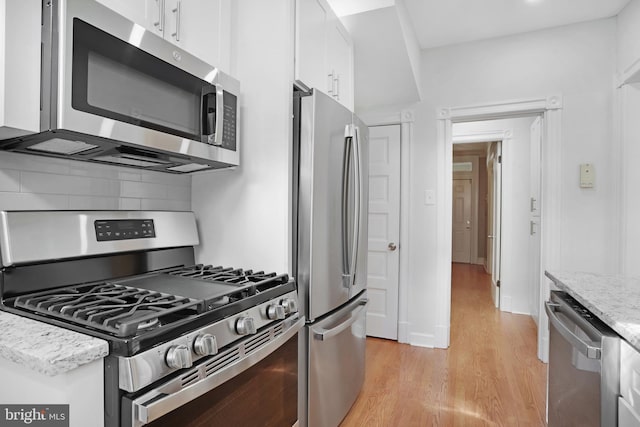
[0,152,191,211]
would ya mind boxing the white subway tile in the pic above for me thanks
[0,192,69,210]
[21,171,91,195]
[140,198,191,211]
[119,198,141,210]
[166,185,192,202]
[89,178,121,197]
[68,196,120,210]
[120,181,167,199]
[0,152,71,175]
[118,171,142,182]
[0,169,20,192]
[141,171,191,187]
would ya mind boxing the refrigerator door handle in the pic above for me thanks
[341,126,354,288]
[351,125,362,286]
[312,299,368,341]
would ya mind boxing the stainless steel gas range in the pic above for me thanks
[0,210,302,427]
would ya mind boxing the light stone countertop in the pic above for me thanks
[0,311,108,376]
[545,271,640,352]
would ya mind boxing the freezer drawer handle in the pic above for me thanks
[313,299,368,341]
[544,301,601,359]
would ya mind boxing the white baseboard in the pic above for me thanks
[435,325,449,348]
[500,295,513,313]
[475,257,485,266]
[538,335,549,363]
[409,332,435,348]
[398,321,410,344]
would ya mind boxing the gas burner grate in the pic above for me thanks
[169,265,290,291]
[14,283,200,337]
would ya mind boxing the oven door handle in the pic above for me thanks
[132,317,305,426]
[545,301,602,359]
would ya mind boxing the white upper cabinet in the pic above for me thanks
[295,0,354,110]
[96,0,231,72]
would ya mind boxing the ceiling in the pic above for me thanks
[330,0,630,49]
[329,0,632,112]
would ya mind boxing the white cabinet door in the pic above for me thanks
[96,0,157,32]
[97,0,231,71]
[325,11,353,110]
[164,0,231,70]
[295,0,329,91]
[295,0,354,109]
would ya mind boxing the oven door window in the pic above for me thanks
[71,18,212,142]
[142,333,298,427]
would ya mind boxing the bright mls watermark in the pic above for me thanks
[0,405,69,427]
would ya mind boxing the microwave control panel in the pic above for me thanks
[221,91,237,151]
[94,219,156,241]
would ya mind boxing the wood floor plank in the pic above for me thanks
[340,264,547,427]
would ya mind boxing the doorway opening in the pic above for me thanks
[451,140,502,309]
[437,96,562,363]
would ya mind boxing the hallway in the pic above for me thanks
[341,263,547,426]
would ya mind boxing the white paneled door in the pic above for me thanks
[452,179,472,263]
[366,125,400,340]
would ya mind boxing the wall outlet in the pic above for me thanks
[424,189,435,205]
[580,163,594,188]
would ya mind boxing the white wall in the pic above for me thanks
[454,117,536,315]
[191,0,294,274]
[402,19,616,347]
[617,0,640,78]
[0,152,191,211]
[618,1,640,274]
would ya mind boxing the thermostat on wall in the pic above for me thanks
[580,163,594,188]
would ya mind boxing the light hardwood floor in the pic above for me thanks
[341,263,547,427]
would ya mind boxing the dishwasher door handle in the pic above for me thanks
[545,301,602,359]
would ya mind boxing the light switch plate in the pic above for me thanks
[580,163,594,188]
[424,189,435,205]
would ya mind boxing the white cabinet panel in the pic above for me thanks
[295,0,328,92]
[97,0,231,71]
[295,0,354,110]
[326,12,353,109]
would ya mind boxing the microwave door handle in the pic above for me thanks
[213,86,225,146]
[341,128,353,288]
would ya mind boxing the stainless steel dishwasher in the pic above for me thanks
[545,291,620,427]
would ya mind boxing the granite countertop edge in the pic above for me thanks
[545,270,640,352]
[0,311,109,376]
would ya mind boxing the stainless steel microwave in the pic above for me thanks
[0,0,239,173]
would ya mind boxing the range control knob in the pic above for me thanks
[235,316,257,335]
[165,345,193,369]
[266,304,286,320]
[193,334,218,356]
[280,298,298,314]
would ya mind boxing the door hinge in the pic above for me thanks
[498,155,502,164]
[497,280,501,288]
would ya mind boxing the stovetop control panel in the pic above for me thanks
[95,219,156,241]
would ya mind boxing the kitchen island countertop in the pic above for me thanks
[545,271,640,351]
[0,311,108,376]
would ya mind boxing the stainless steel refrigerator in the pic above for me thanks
[293,89,369,427]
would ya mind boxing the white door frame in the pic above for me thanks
[358,109,414,344]
[436,96,563,362]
